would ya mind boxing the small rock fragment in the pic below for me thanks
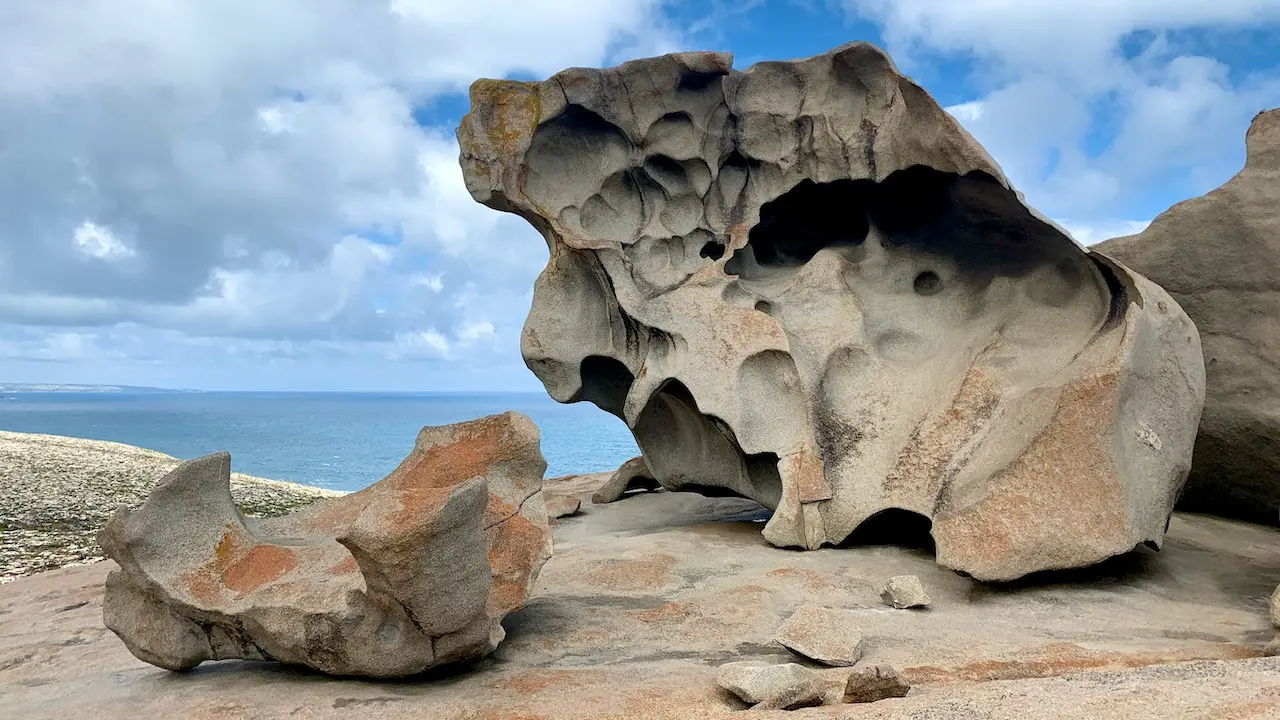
[717,661,824,710]
[844,664,910,703]
[591,456,661,504]
[775,604,864,667]
[545,493,582,519]
[881,575,931,609]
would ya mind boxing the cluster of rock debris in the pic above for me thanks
[91,40,1280,707]
[719,581,931,710]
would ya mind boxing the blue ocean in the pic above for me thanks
[0,392,639,492]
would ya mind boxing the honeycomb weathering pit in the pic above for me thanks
[458,42,1207,580]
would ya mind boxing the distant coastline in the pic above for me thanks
[0,430,342,583]
[0,390,640,491]
[0,383,200,394]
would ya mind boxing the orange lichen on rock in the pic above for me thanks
[934,373,1129,580]
[581,554,677,592]
[222,545,297,595]
[628,602,693,623]
[488,510,552,617]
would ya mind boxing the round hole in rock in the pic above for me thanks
[700,240,726,260]
[913,270,942,296]
[754,300,773,315]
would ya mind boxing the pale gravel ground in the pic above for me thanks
[0,430,344,583]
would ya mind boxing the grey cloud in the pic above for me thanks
[0,0,673,359]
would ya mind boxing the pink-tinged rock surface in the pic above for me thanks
[95,411,551,677]
[4,477,1280,719]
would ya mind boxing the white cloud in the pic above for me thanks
[0,330,123,362]
[945,100,985,123]
[256,106,290,135]
[386,317,497,361]
[0,0,676,385]
[390,329,452,359]
[84,234,399,340]
[410,273,444,292]
[458,319,496,345]
[847,0,1280,220]
[1055,219,1152,246]
[853,0,1280,83]
[73,221,133,260]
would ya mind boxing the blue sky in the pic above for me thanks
[0,0,1277,391]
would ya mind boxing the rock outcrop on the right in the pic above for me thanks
[1098,108,1280,525]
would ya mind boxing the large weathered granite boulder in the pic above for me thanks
[457,42,1205,580]
[97,412,552,677]
[1098,109,1280,525]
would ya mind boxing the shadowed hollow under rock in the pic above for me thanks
[97,412,552,677]
[457,41,1206,581]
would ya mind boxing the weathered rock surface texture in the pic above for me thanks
[97,412,551,677]
[1098,108,1280,525]
[546,493,583,519]
[881,575,931,609]
[5,481,1280,719]
[592,455,661,504]
[458,42,1206,580]
[775,603,865,666]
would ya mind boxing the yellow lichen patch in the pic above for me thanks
[468,79,541,158]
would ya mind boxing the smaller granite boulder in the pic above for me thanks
[844,664,910,703]
[775,604,864,667]
[717,661,825,710]
[99,412,552,677]
[545,493,582,519]
[591,456,662,504]
[881,575,931,609]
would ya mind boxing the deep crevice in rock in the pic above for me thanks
[633,379,783,509]
[729,178,871,271]
[572,356,635,420]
